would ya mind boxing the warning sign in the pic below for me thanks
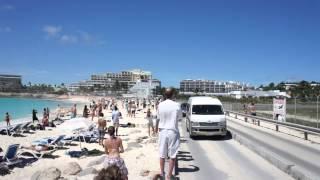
[273,98,286,122]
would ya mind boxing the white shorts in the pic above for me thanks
[158,129,180,159]
[112,121,120,128]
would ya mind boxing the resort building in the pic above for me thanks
[68,69,161,96]
[229,90,289,99]
[128,79,161,98]
[0,74,22,91]
[180,79,250,94]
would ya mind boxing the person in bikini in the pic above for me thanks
[103,126,128,180]
[5,112,11,126]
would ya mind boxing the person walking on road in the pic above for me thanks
[156,88,182,180]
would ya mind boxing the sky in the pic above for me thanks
[0,0,320,87]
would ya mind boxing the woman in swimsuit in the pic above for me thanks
[103,126,128,180]
[5,112,10,126]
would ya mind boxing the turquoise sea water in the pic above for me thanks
[0,97,74,122]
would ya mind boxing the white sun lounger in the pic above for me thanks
[19,148,57,159]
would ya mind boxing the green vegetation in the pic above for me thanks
[260,81,320,100]
[20,82,68,94]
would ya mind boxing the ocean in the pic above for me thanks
[0,97,75,124]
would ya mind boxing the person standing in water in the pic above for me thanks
[32,109,38,123]
[5,112,11,126]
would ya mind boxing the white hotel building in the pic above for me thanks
[180,79,250,95]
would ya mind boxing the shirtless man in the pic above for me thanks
[98,116,107,146]
[104,126,128,180]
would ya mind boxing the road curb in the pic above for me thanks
[228,126,313,180]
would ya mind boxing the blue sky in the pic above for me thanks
[0,0,319,87]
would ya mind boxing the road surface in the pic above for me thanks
[176,120,293,180]
[226,116,320,179]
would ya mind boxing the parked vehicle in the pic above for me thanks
[186,96,227,138]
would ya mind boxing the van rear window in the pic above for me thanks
[192,105,223,115]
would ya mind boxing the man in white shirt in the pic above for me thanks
[156,88,182,179]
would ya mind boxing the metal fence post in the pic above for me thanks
[317,96,319,129]
[304,132,308,140]
[294,97,297,124]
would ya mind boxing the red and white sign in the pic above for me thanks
[273,98,286,122]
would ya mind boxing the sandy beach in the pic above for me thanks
[0,97,160,180]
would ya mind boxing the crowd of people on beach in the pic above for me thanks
[1,91,181,180]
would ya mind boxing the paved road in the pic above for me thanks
[227,117,320,179]
[176,120,293,180]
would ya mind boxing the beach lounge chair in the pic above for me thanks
[72,127,99,143]
[20,147,57,159]
[20,122,32,133]
[0,126,9,135]
[32,135,67,148]
[8,124,23,136]
[1,144,22,167]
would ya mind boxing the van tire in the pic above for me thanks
[189,129,194,138]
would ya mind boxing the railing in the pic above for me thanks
[226,110,320,140]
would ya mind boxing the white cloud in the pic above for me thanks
[78,31,93,42]
[42,26,104,45]
[43,25,62,37]
[60,34,78,44]
[1,5,14,11]
[0,26,11,32]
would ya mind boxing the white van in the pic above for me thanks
[186,96,227,137]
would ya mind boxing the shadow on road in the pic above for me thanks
[190,131,232,141]
[176,151,200,175]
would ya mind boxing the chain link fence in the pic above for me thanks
[222,97,320,128]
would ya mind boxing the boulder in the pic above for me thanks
[149,171,161,180]
[30,171,41,180]
[140,169,150,177]
[78,167,99,177]
[63,162,82,176]
[76,174,96,180]
[61,177,77,180]
[38,167,61,180]
[87,156,105,167]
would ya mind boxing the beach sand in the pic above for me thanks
[0,99,159,180]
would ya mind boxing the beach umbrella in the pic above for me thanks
[59,117,93,131]
[59,117,94,148]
